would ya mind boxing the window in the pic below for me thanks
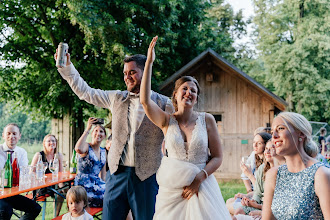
[213,114,222,122]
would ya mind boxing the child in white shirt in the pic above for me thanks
[62,186,93,220]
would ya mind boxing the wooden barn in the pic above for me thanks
[159,48,287,179]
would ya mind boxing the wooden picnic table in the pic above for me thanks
[0,172,76,219]
[0,172,76,199]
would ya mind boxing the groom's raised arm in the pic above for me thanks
[56,52,117,111]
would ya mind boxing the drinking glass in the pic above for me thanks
[43,162,48,178]
[0,169,4,195]
[49,159,59,181]
[241,156,251,169]
[241,156,249,164]
[63,160,68,172]
[62,160,69,178]
[29,165,36,187]
[19,166,28,190]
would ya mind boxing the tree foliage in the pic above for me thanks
[0,0,247,122]
[0,0,110,120]
[65,0,246,82]
[252,0,330,122]
[0,103,51,142]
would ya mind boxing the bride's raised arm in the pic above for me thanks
[140,36,169,131]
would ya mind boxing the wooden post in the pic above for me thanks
[51,110,84,163]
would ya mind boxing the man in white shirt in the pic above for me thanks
[56,51,172,220]
[0,123,41,220]
[0,123,28,168]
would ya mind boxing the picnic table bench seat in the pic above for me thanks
[51,207,103,220]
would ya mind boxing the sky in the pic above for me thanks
[226,0,254,18]
[225,0,255,46]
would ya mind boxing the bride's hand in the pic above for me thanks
[182,173,204,200]
[146,36,158,64]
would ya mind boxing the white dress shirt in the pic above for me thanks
[0,143,29,169]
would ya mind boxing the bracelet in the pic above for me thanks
[201,169,208,179]
[84,130,90,135]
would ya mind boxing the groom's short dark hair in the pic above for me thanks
[124,54,147,71]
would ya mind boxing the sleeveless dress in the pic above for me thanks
[40,151,51,174]
[271,162,325,219]
[74,145,106,207]
[38,151,55,196]
[153,113,231,220]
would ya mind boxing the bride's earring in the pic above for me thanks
[298,138,302,142]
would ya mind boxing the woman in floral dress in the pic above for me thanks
[74,117,107,207]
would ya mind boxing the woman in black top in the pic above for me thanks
[30,134,64,216]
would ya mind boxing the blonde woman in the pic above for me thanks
[31,134,64,216]
[31,134,64,173]
[262,112,330,219]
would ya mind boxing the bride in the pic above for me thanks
[140,36,231,220]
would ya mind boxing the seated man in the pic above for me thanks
[0,123,41,220]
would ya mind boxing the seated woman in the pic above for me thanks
[233,139,285,219]
[30,134,64,216]
[240,127,267,193]
[226,132,271,215]
[74,117,107,207]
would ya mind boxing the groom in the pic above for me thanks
[56,51,172,219]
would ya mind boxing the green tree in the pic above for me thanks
[0,102,51,143]
[0,0,112,122]
[252,0,330,122]
[65,0,248,82]
[200,0,247,60]
[0,0,247,122]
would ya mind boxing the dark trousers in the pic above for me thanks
[102,166,158,220]
[0,195,42,220]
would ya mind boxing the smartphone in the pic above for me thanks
[93,118,104,125]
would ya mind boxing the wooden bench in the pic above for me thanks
[52,207,103,220]
[25,193,52,220]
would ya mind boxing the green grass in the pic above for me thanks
[28,179,245,220]
[219,179,246,201]
[19,141,43,163]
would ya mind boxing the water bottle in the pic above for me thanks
[53,154,59,177]
[36,154,44,181]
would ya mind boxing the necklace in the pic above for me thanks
[180,113,198,128]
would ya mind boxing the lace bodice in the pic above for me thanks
[164,112,208,165]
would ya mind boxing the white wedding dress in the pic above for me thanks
[153,113,231,220]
